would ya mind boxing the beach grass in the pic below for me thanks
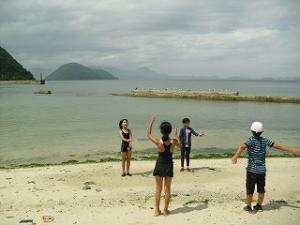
[1,152,298,170]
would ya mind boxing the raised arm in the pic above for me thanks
[272,144,300,156]
[147,115,162,149]
[231,143,247,164]
[118,130,131,143]
[172,128,181,149]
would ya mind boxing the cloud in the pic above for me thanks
[0,0,299,77]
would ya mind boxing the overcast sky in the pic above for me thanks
[0,0,299,78]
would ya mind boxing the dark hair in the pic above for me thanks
[159,121,172,142]
[252,131,263,137]
[182,117,190,124]
[119,119,128,129]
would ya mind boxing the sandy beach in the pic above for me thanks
[0,158,299,225]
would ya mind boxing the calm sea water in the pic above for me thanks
[0,80,300,166]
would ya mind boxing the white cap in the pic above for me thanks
[250,122,264,133]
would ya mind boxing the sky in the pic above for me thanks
[0,0,300,78]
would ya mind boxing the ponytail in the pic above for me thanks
[162,135,170,142]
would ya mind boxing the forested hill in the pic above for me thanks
[0,46,35,80]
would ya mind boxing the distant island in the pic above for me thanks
[46,63,118,80]
[0,46,35,80]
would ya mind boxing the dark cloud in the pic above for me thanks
[0,0,299,77]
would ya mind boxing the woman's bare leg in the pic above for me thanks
[155,176,163,216]
[164,177,172,215]
[121,152,126,175]
[126,150,132,173]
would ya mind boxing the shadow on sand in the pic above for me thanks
[191,167,218,172]
[171,201,208,214]
[132,170,153,177]
[132,167,218,177]
[263,200,300,211]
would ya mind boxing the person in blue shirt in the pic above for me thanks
[179,118,207,172]
[231,121,300,213]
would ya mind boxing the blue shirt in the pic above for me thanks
[244,136,274,174]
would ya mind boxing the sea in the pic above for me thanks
[0,80,299,166]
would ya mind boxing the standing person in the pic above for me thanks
[118,119,133,177]
[179,118,207,172]
[147,115,180,216]
[231,121,300,212]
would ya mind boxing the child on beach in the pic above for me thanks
[118,119,133,176]
[147,115,180,216]
[179,118,207,171]
[231,121,300,212]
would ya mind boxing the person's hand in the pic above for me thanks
[200,131,208,136]
[174,127,178,136]
[231,156,237,164]
[149,114,156,123]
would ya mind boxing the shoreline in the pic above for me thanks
[1,153,298,170]
[0,80,41,85]
[112,90,300,103]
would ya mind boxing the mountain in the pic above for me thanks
[46,63,118,80]
[103,66,170,80]
[0,46,35,80]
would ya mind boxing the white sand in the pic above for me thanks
[0,158,299,225]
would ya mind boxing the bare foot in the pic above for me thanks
[163,209,170,216]
[187,168,191,172]
[180,168,185,172]
[154,210,162,217]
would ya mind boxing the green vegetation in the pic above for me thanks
[46,63,118,80]
[0,46,35,80]
[1,152,298,170]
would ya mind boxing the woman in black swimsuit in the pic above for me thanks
[147,115,180,216]
[118,119,133,176]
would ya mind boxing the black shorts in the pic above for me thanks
[153,162,173,177]
[246,171,265,194]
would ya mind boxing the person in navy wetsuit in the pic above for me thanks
[179,117,207,172]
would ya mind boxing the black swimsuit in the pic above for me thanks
[153,141,174,177]
[121,130,131,152]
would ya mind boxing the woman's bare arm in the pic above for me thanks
[170,128,180,152]
[118,130,131,143]
[147,115,163,150]
[174,128,181,147]
[128,131,133,147]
